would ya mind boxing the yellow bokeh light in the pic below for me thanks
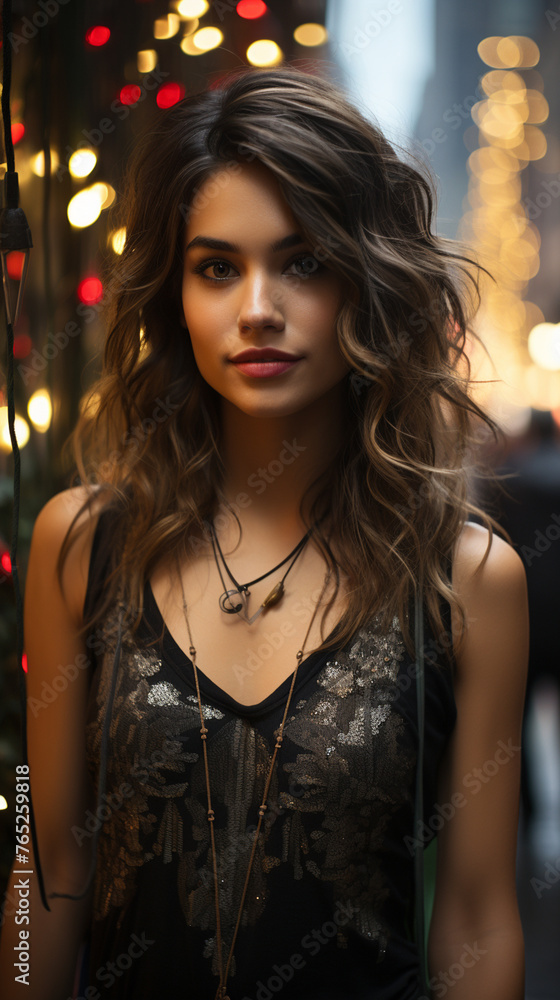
[111,227,127,255]
[27,390,52,432]
[67,187,103,228]
[154,14,180,39]
[137,49,157,73]
[528,323,560,371]
[0,409,30,451]
[176,0,208,15]
[524,365,560,409]
[68,148,97,179]
[0,795,7,810]
[246,39,283,67]
[181,33,203,55]
[31,149,59,177]
[511,126,547,161]
[293,23,328,47]
[91,182,116,209]
[478,35,539,69]
[191,26,223,51]
[525,91,549,124]
[496,37,522,67]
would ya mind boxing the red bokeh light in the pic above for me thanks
[13,334,32,359]
[22,653,28,673]
[77,277,103,305]
[6,251,25,280]
[236,0,267,18]
[1,552,12,574]
[86,26,111,47]
[156,83,185,109]
[11,123,25,144]
[120,84,142,106]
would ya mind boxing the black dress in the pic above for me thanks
[75,511,456,999]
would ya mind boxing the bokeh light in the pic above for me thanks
[77,277,104,305]
[31,149,60,176]
[246,39,283,66]
[293,23,328,46]
[156,82,186,108]
[68,148,97,178]
[137,50,157,73]
[11,123,24,144]
[176,0,209,14]
[236,0,267,18]
[154,14,180,39]
[28,390,53,433]
[191,26,223,51]
[0,409,30,451]
[85,26,111,47]
[120,84,142,106]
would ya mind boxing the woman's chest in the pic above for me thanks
[149,549,350,707]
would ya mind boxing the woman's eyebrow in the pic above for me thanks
[184,233,305,254]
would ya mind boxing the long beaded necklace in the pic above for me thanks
[175,549,331,1000]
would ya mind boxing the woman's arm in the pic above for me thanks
[0,488,103,999]
[427,522,529,1000]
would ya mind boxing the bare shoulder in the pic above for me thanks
[30,485,112,624]
[449,521,529,677]
[451,520,527,595]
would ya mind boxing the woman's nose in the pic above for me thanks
[237,270,286,332]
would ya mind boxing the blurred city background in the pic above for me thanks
[0,2,559,997]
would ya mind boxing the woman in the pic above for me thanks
[0,66,528,999]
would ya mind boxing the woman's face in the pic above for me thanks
[181,160,350,419]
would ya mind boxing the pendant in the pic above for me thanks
[261,580,284,609]
[219,589,244,614]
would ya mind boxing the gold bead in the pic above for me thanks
[207,809,215,821]
[258,804,267,816]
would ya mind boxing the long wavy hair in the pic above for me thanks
[59,64,504,664]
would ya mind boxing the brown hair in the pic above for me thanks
[59,64,504,663]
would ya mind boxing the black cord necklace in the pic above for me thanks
[209,521,316,625]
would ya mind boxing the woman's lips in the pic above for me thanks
[230,359,303,378]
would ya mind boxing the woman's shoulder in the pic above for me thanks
[31,485,112,626]
[449,519,529,679]
[451,519,526,591]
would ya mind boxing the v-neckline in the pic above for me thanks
[144,580,342,716]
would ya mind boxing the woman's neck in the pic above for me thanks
[218,381,346,534]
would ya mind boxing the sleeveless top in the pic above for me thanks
[78,510,457,999]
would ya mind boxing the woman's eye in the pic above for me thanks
[288,255,321,277]
[195,260,235,282]
[192,254,322,283]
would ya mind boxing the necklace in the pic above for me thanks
[176,556,330,1000]
[209,520,318,625]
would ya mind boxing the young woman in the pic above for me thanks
[0,66,528,999]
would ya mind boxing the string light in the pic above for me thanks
[458,36,558,413]
[154,14,181,39]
